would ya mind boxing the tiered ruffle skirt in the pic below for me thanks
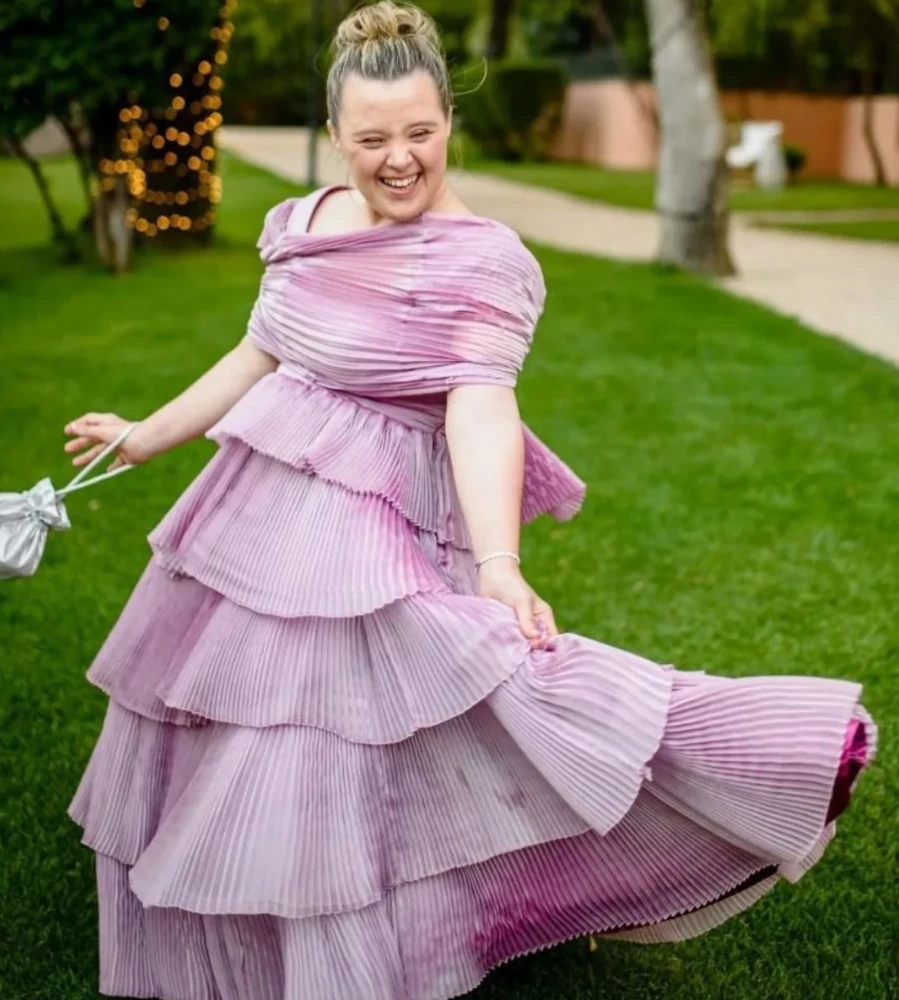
[68,371,875,1000]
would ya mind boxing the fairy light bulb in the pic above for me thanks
[116,0,236,241]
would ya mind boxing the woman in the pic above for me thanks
[64,3,875,998]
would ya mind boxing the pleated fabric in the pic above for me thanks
[68,187,877,1000]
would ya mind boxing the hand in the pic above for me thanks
[476,558,559,649]
[63,412,153,472]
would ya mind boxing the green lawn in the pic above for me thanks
[1,154,897,1000]
[463,152,899,215]
[760,219,899,244]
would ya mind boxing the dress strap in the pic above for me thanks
[285,185,350,236]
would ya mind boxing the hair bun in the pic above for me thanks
[334,1,440,53]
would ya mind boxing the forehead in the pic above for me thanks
[339,70,445,130]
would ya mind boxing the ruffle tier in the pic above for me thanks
[73,684,870,1000]
[91,849,786,1000]
[71,407,876,1000]
[71,604,871,918]
[204,370,586,550]
[147,441,456,617]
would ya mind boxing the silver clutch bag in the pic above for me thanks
[0,425,136,580]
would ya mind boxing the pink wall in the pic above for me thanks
[551,80,657,171]
[842,96,899,185]
[719,91,845,178]
[553,80,899,185]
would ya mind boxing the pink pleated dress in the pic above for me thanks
[68,186,876,1000]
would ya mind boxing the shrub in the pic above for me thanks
[783,142,807,180]
[223,0,478,127]
[455,58,568,162]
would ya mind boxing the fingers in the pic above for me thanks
[514,599,540,641]
[64,413,118,437]
[65,413,102,435]
[71,442,107,468]
[64,435,96,453]
[534,601,559,639]
[64,414,127,468]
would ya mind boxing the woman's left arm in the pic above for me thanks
[445,384,558,649]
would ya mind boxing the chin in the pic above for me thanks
[368,174,431,222]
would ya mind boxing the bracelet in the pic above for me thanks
[474,551,520,572]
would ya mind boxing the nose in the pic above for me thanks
[385,142,414,172]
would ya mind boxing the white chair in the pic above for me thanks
[726,121,788,190]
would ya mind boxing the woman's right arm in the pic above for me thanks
[64,335,278,468]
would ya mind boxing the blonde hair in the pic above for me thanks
[327,1,452,125]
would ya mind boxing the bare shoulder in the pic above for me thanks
[305,188,370,236]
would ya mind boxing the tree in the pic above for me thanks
[644,0,734,275]
[0,0,221,270]
[0,2,80,259]
[487,0,517,58]
[709,0,899,186]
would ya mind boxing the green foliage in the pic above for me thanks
[709,0,899,94]
[456,58,568,161]
[0,0,216,149]
[520,0,598,57]
[783,142,807,178]
[223,0,479,127]
[221,0,324,126]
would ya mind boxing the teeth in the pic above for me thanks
[382,176,418,189]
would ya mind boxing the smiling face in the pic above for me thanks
[329,70,451,223]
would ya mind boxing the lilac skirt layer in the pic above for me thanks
[68,369,875,1000]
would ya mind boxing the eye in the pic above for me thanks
[360,138,384,148]
[411,131,432,142]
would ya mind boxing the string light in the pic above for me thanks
[116,2,236,240]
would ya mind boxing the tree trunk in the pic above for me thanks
[93,175,134,273]
[861,69,888,187]
[487,0,516,59]
[595,1,659,138]
[60,115,96,228]
[644,0,735,276]
[88,111,134,272]
[8,136,81,262]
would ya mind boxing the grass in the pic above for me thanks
[758,218,899,244]
[461,147,899,216]
[1,153,897,1000]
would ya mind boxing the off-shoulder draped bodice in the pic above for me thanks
[208,188,586,547]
